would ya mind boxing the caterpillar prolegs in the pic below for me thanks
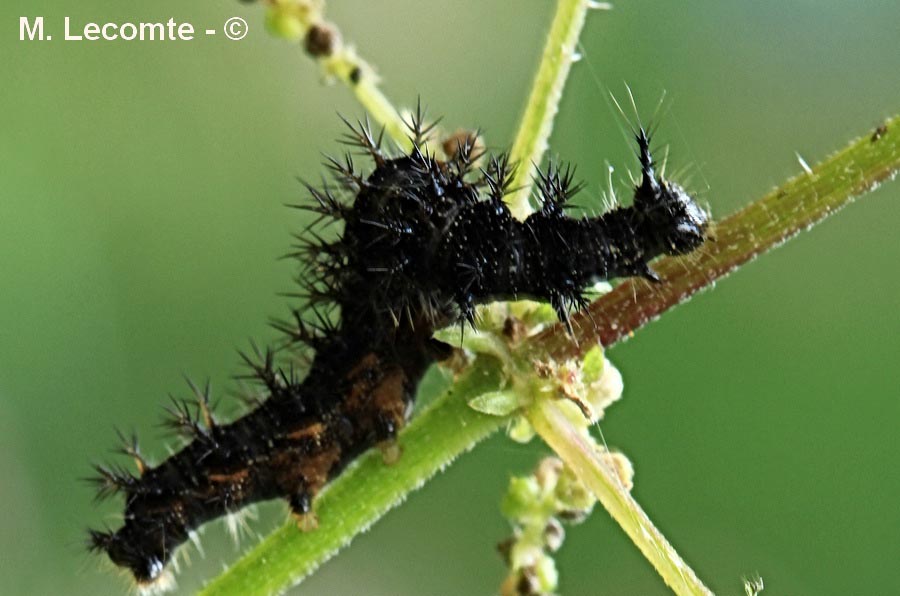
[87,112,708,587]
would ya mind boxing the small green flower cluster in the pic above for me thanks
[498,457,596,596]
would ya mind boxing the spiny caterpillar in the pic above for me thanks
[87,107,708,588]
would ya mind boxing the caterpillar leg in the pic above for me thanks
[289,491,319,532]
[378,439,403,465]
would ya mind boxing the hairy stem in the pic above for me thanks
[349,78,411,150]
[527,398,714,596]
[261,0,411,148]
[533,115,900,359]
[199,359,505,596]
[506,0,607,219]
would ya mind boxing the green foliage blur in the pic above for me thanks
[1,1,898,594]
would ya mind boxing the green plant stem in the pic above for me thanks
[319,50,409,148]
[527,398,714,596]
[263,0,411,148]
[349,78,410,149]
[532,115,900,359]
[199,359,505,596]
[506,0,601,219]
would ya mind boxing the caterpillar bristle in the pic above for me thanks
[223,506,258,545]
[270,311,327,350]
[236,346,280,392]
[337,113,387,165]
[404,97,441,147]
[290,277,340,307]
[535,160,584,210]
[112,428,147,475]
[159,395,210,441]
[323,153,365,190]
[480,152,517,200]
[635,126,654,170]
[305,305,339,336]
[183,377,216,430]
[88,463,139,501]
[281,286,333,308]
[442,129,482,176]
[289,235,346,264]
[87,528,115,552]
[295,180,347,222]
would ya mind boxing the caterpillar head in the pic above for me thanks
[89,526,171,588]
[632,128,708,255]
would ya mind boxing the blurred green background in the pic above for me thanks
[2,1,898,594]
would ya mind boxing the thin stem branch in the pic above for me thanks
[261,0,411,148]
[532,115,900,359]
[506,0,606,219]
[198,359,505,596]
[348,78,411,150]
[527,398,714,596]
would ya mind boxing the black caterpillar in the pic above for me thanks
[87,110,708,587]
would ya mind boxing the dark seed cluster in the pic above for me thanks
[87,106,708,586]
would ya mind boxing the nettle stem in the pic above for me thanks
[506,0,610,219]
[263,0,411,148]
[528,399,714,596]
